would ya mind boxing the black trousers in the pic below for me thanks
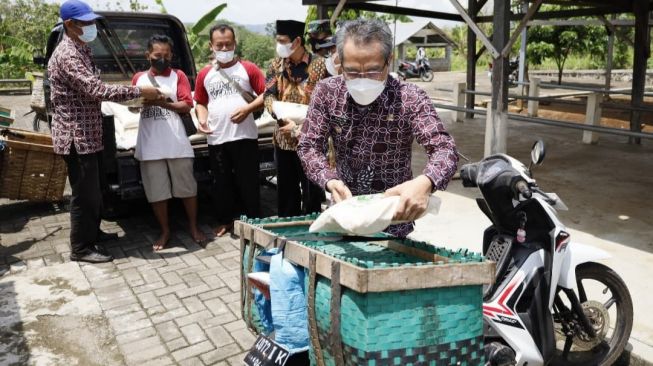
[62,146,103,255]
[274,147,324,217]
[209,139,261,225]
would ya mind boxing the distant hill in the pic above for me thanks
[242,24,269,35]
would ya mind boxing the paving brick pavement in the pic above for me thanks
[0,195,279,365]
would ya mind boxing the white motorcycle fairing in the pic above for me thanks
[558,242,610,289]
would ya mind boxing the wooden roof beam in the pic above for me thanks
[342,2,465,22]
[477,5,631,22]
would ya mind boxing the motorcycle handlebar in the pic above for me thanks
[460,163,479,187]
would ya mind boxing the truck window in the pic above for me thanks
[44,13,196,89]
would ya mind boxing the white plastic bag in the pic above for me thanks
[272,101,308,124]
[309,193,441,235]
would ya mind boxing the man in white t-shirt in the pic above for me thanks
[194,24,266,237]
[132,35,206,250]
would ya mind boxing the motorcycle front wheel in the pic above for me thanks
[420,70,434,82]
[553,262,633,366]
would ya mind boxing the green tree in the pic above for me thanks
[527,23,590,84]
[304,5,411,34]
[0,0,60,78]
[237,27,275,70]
[104,0,148,11]
[186,3,227,67]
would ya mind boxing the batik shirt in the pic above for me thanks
[48,34,141,155]
[264,51,327,151]
[297,75,458,237]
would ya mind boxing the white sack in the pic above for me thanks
[309,193,441,235]
[272,101,308,124]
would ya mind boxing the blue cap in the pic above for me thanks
[60,0,102,22]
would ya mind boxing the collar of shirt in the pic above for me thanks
[284,49,311,67]
[62,33,92,58]
[149,67,173,77]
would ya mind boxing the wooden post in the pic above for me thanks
[583,93,603,145]
[630,0,650,145]
[518,1,529,110]
[465,0,478,119]
[317,5,328,19]
[605,16,615,92]
[453,82,467,123]
[528,77,540,117]
[485,0,510,156]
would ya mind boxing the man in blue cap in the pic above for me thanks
[48,0,161,263]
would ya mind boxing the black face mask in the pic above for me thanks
[150,58,170,73]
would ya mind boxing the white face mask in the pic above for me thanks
[276,42,294,58]
[215,50,235,64]
[345,78,386,105]
[324,55,339,76]
[78,24,97,43]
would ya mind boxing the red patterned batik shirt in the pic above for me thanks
[297,75,458,237]
[48,34,141,155]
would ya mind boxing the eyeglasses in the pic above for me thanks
[343,70,386,81]
[73,20,96,26]
[342,62,387,80]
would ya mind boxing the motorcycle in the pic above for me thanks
[488,60,520,88]
[460,141,633,366]
[397,59,434,82]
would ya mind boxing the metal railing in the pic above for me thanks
[437,80,653,141]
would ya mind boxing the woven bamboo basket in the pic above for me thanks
[236,215,495,366]
[0,128,67,202]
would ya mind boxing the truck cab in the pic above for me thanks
[36,12,275,208]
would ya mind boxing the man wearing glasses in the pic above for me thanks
[297,19,458,237]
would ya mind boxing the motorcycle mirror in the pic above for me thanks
[530,140,546,166]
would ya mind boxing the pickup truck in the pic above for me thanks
[34,12,276,211]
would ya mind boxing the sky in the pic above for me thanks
[73,0,462,28]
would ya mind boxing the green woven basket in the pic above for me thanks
[308,276,484,366]
[237,215,488,366]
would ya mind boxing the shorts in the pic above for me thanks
[140,158,197,203]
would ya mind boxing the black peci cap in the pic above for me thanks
[276,20,306,40]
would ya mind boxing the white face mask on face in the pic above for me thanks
[324,55,339,76]
[78,24,97,43]
[215,50,235,64]
[276,42,294,58]
[345,78,386,106]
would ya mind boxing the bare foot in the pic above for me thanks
[190,228,206,244]
[213,223,233,237]
[153,232,170,251]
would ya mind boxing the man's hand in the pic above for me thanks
[140,86,162,101]
[384,175,433,221]
[198,121,212,134]
[278,119,296,137]
[230,105,251,124]
[326,179,352,203]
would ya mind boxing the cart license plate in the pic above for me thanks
[244,334,289,366]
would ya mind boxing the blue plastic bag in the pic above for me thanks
[252,248,277,335]
[269,252,310,354]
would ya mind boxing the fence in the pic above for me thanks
[435,79,653,143]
